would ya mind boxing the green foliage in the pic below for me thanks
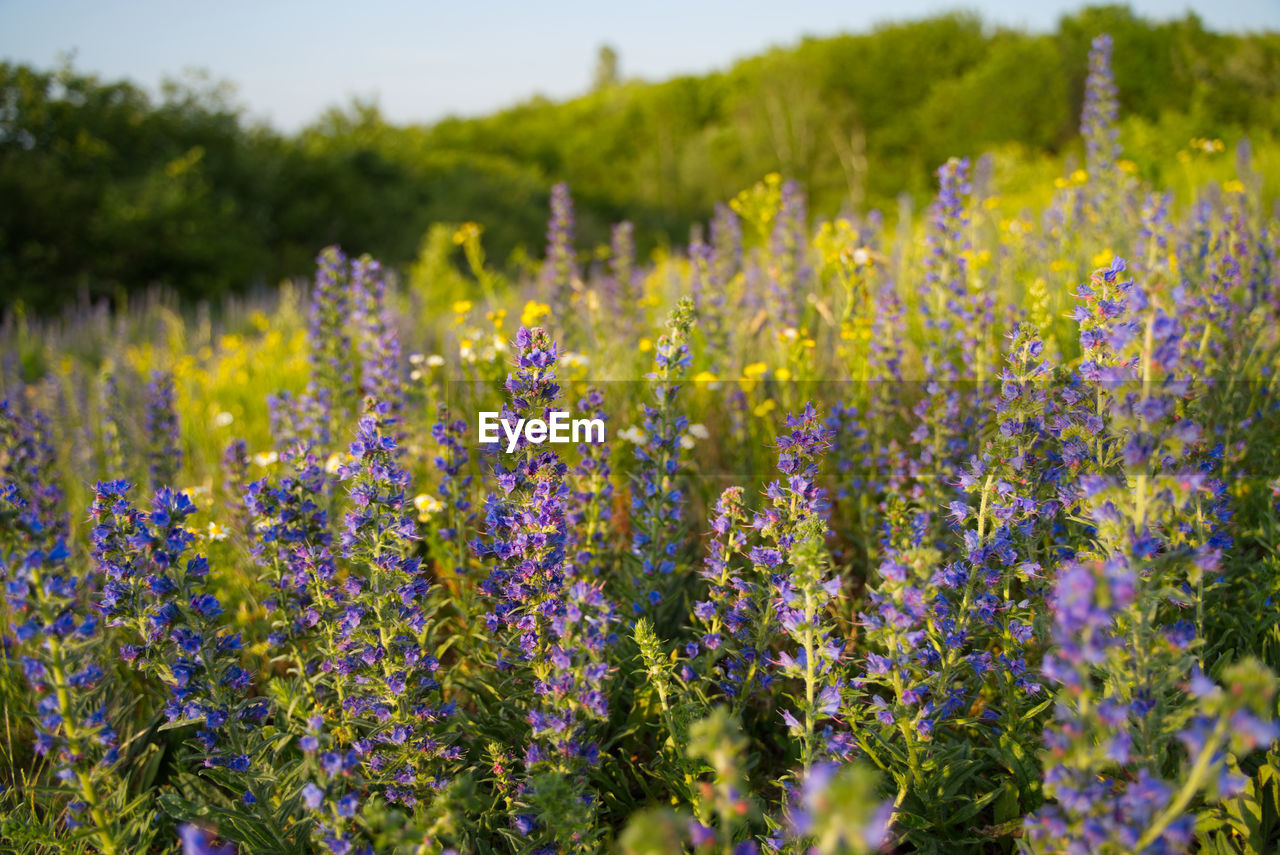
[4,7,1280,315]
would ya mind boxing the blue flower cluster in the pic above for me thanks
[629,298,696,611]
[143,370,182,489]
[92,483,263,775]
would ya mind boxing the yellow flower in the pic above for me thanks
[453,300,473,315]
[522,300,551,328]
[561,351,590,371]
[638,337,653,353]
[753,399,777,418]
[812,219,861,268]
[982,196,1001,210]
[730,173,784,239]
[775,367,792,382]
[413,493,443,522]
[1092,249,1115,269]
[1070,169,1088,185]
[693,370,718,383]
[738,362,768,393]
[325,452,352,475]
[453,222,483,245]
[1190,137,1224,154]
[1223,180,1246,195]
[487,308,507,329]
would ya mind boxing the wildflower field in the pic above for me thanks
[5,33,1280,855]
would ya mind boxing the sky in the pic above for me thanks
[2,0,1278,132]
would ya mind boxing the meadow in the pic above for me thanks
[2,32,1280,855]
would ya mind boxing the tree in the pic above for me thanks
[592,45,620,92]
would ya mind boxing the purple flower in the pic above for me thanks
[629,299,696,611]
[540,182,580,309]
[179,824,236,855]
[144,372,182,490]
[91,483,264,783]
[474,327,614,844]
[1081,34,1121,202]
[302,782,325,810]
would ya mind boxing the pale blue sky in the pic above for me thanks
[1,0,1277,131]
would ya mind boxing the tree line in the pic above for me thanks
[2,4,1278,313]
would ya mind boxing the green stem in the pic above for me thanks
[1134,718,1228,851]
[802,582,816,771]
[45,634,119,855]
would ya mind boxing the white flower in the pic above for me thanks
[206,521,227,542]
[410,370,423,382]
[413,493,443,522]
[618,426,646,444]
[213,411,234,427]
[426,354,445,367]
[253,451,278,467]
[852,247,871,267]
[680,435,696,450]
[688,423,709,440]
[409,352,425,365]
[324,452,350,475]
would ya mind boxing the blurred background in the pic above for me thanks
[1,0,1278,315]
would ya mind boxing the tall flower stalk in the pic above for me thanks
[92,482,277,812]
[473,327,613,851]
[541,183,580,313]
[3,403,120,853]
[628,298,696,612]
[334,410,458,799]
[143,371,181,490]
[1082,34,1121,212]
[566,386,613,583]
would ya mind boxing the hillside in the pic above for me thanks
[2,4,1278,313]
